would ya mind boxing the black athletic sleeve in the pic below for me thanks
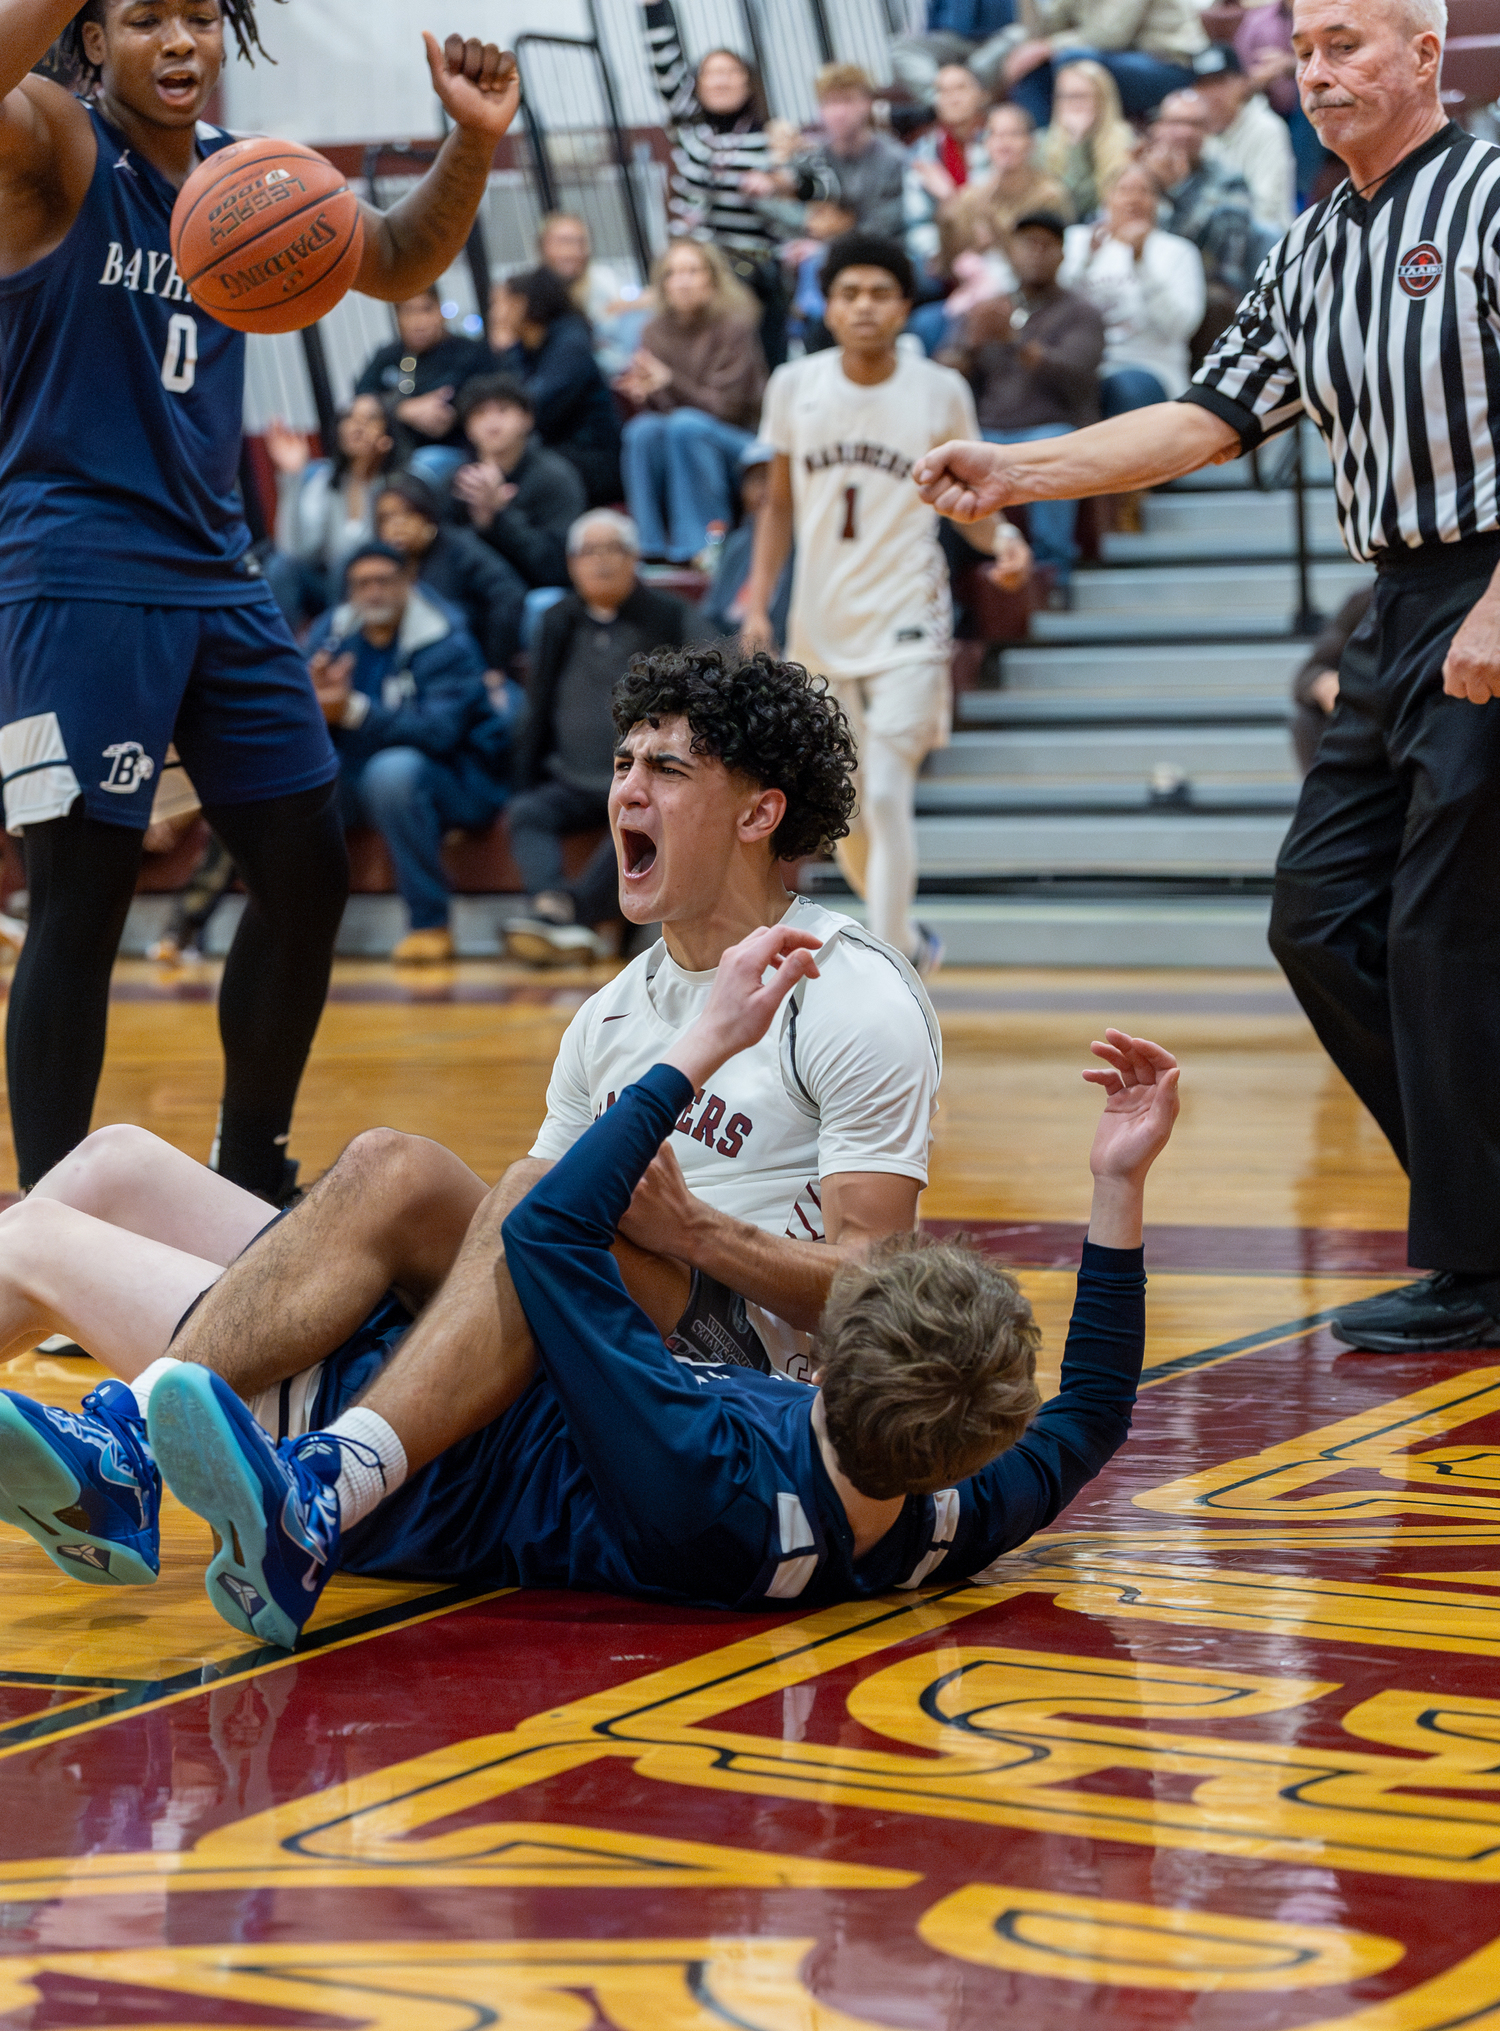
[937,1240,1147,1577]
[501,1066,785,1597]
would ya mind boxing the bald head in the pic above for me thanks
[1291,0,1446,185]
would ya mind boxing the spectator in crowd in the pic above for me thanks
[913,101,1076,348]
[640,0,791,367]
[1061,162,1204,414]
[939,102,1073,273]
[450,375,586,659]
[1144,91,1257,298]
[942,209,1103,600]
[261,394,394,629]
[374,473,524,673]
[616,239,767,566]
[783,194,860,355]
[488,267,622,508]
[1188,45,1296,232]
[505,510,690,966]
[904,63,992,274]
[1234,0,1332,202]
[773,64,908,241]
[534,210,647,378]
[1291,586,1372,776]
[1002,0,1206,124]
[308,544,519,966]
[355,288,489,491]
[890,0,1022,104]
[699,440,793,643]
[1037,58,1138,221]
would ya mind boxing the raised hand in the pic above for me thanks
[1083,1030,1180,1189]
[663,924,823,1093]
[913,439,1028,522]
[424,34,521,139]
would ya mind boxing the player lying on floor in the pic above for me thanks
[0,647,945,1587]
[0,922,1175,1645]
[138,925,1176,1646]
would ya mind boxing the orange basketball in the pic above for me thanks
[170,136,365,334]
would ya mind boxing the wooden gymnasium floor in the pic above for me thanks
[2,952,1499,2029]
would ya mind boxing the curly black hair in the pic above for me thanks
[612,646,856,864]
[37,0,274,90]
[819,231,914,305]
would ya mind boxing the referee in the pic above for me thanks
[916,0,1500,1352]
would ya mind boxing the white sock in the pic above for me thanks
[325,1407,407,1528]
[129,1356,183,1421]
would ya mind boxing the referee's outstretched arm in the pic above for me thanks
[913,403,1242,525]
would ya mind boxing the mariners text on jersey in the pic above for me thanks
[803,442,916,478]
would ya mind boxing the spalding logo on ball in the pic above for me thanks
[170,137,364,334]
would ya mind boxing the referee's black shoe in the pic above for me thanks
[1330,1272,1500,1353]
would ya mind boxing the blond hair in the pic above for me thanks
[816,61,874,99]
[1040,61,1136,192]
[816,1236,1043,1500]
[650,236,758,324]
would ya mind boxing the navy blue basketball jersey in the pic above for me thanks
[0,104,262,605]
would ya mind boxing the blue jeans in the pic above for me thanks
[622,408,755,561]
[1100,367,1168,418]
[983,424,1078,585]
[1011,47,1196,124]
[340,746,505,931]
[407,445,468,496]
[906,300,959,358]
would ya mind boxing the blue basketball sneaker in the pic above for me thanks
[0,1379,160,1586]
[148,1365,344,1650]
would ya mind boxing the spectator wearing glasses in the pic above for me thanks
[505,512,690,966]
[616,239,767,567]
[307,544,518,967]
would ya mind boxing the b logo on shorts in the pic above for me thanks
[99,741,156,794]
[1397,242,1443,298]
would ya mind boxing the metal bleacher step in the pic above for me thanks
[913,809,1289,881]
[1138,488,1341,541]
[810,893,1277,969]
[1067,560,1372,616]
[958,688,1291,725]
[926,725,1296,783]
[995,640,1303,696]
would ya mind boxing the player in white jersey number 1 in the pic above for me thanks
[741,232,1031,975]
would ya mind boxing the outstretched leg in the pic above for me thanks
[29,1123,275,1268]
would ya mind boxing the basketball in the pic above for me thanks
[170,136,364,335]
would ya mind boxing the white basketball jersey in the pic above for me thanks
[529,898,942,1374]
[759,345,979,681]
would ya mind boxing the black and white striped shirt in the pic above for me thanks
[1182,122,1500,563]
[642,0,779,263]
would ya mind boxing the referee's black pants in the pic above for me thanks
[1269,533,1500,1271]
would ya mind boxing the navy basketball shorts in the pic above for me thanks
[0,590,337,834]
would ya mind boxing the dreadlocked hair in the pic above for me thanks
[36,0,275,91]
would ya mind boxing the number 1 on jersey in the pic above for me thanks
[161,312,198,394]
[841,484,858,542]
